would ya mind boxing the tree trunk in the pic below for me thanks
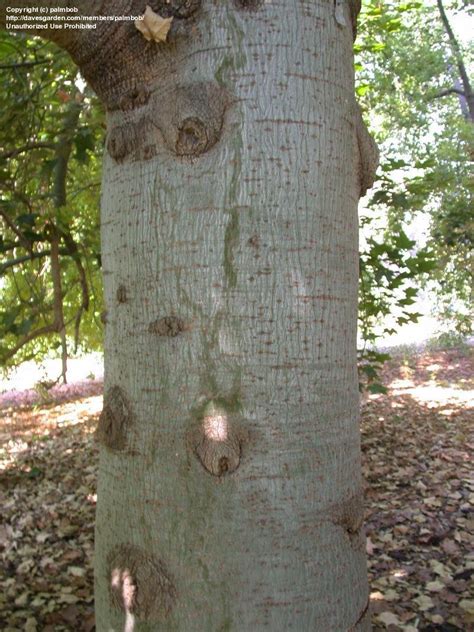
[2,1,378,629]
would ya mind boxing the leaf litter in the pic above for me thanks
[0,348,472,630]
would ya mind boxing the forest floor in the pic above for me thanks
[0,347,473,631]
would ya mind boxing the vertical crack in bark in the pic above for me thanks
[348,596,370,631]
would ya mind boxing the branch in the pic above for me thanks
[0,250,51,274]
[61,231,89,311]
[436,0,474,122]
[0,142,54,161]
[60,229,90,352]
[0,59,49,70]
[432,87,466,99]
[0,246,74,274]
[0,209,31,251]
[2,323,57,362]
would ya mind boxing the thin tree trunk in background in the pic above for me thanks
[50,231,68,384]
[436,0,474,122]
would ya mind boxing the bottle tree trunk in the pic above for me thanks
[2,0,378,629]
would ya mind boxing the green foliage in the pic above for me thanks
[356,0,473,390]
[0,5,471,392]
[0,33,105,370]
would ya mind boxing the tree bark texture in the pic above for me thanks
[9,0,376,629]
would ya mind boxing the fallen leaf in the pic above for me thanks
[135,6,173,43]
[25,617,37,632]
[414,594,434,610]
[459,599,474,614]
[377,611,401,626]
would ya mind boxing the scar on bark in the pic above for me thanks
[248,234,260,248]
[96,386,133,451]
[176,117,211,156]
[148,315,188,337]
[153,82,230,157]
[355,103,379,197]
[119,86,150,111]
[150,0,201,19]
[116,284,127,304]
[330,493,365,549]
[108,544,176,620]
[233,0,264,10]
[107,117,155,162]
[188,401,247,477]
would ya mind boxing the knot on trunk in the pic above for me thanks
[107,121,141,162]
[176,117,210,156]
[233,0,264,10]
[151,0,201,18]
[107,117,156,163]
[191,402,245,477]
[108,544,176,620]
[330,493,365,549]
[116,284,128,304]
[149,315,187,337]
[118,86,150,112]
[96,386,133,451]
[154,82,230,158]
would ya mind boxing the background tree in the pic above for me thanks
[356,0,473,358]
[1,1,471,388]
[0,33,104,379]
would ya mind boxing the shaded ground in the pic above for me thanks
[0,349,473,631]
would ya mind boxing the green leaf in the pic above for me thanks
[368,382,388,394]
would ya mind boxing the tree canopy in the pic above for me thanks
[0,0,472,384]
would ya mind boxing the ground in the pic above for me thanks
[0,348,473,631]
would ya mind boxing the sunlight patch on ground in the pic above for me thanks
[0,354,103,392]
[0,395,102,446]
[388,379,474,408]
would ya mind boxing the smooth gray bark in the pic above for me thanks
[0,0,377,629]
[95,1,376,630]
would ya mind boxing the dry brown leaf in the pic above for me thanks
[414,594,434,611]
[135,6,173,43]
[460,599,474,614]
[377,611,401,626]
